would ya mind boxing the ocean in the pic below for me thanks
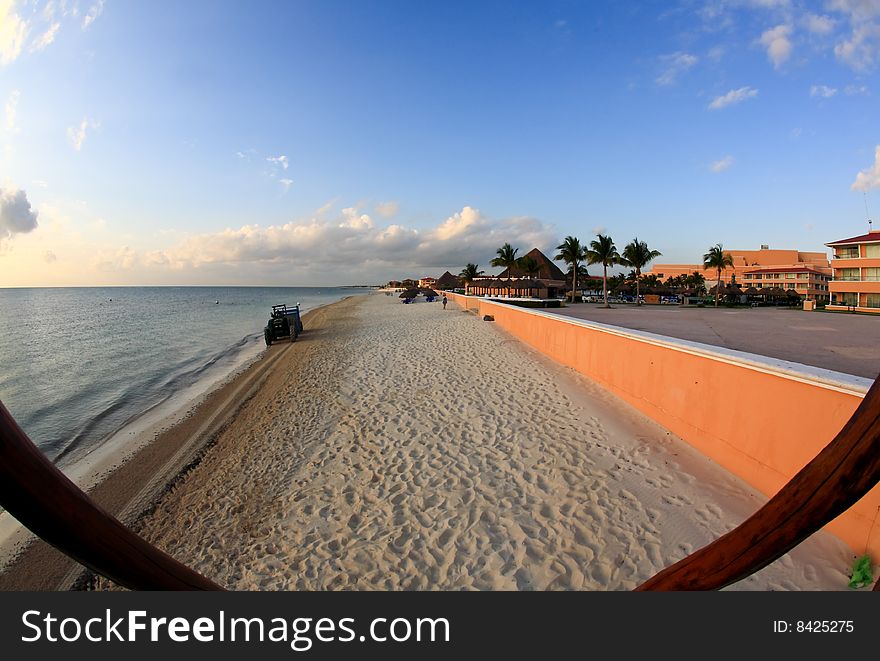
[0,286,371,469]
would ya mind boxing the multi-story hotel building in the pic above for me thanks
[648,247,831,291]
[826,229,880,313]
[740,267,832,301]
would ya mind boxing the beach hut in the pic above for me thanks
[434,271,463,291]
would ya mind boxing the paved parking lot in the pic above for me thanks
[548,304,880,379]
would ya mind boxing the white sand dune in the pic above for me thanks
[125,293,854,590]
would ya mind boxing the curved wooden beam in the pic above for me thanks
[0,401,222,590]
[637,376,880,591]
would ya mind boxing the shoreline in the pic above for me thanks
[0,296,359,590]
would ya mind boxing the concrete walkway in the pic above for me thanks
[548,304,880,379]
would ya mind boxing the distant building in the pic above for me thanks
[434,271,463,290]
[467,248,568,300]
[826,229,880,313]
[649,246,831,288]
[741,267,831,302]
[401,279,418,289]
[418,276,437,289]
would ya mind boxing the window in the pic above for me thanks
[838,268,860,281]
[867,294,880,308]
[751,274,762,279]
[835,247,859,259]
[865,268,880,282]
[866,244,880,258]
[785,273,796,279]
[838,292,858,306]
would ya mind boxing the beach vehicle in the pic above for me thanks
[263,304,303,346]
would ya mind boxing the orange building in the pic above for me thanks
[826,229,880,313]
[649,246,830,288]
[741,267,831,301]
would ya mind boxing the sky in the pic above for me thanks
[1,0,880,286]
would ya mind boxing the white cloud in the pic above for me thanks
[810,84,838,98]
[279,178,293,193]
[82,0,104,30]
[29,21,60,52]
[709,155,734,173]
[4,89,20,133]
[707,45,725,61]
[851,145,880,192]
[142,206,556,278]
[95,245,137,272]
[67,117,98,150]
[0,0,28,66]
[844,84,869,95]
[708,86,759,110]
[267,155,288,170]
[834,24,880,70]
[803,13,835,35]
[0,186,39,246]
[746,0,790,7]
[655,51,698,85]
[759,24,793,69]
[433,206,483,241]
[375,201,400,218]
[828,0,880,21]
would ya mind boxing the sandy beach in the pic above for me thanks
[54,292,848,591]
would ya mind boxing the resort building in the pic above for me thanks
[741,267,831,302]
[467,248,569,301]
[649,246,831,290]
[826,229,880,313]
[418,276,437,289]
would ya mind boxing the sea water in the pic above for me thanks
[0,286,370,468]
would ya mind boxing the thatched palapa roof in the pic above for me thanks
[496,248,567,281]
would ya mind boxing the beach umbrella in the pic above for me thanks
[399,289,419,298]
[420,289,439,297]
[742,287,760,297]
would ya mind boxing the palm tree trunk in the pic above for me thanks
[635,268,641,306]
[603,265,609,308]
[572,260,578,304]
[715,267,721,307]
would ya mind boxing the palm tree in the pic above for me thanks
[491,242,519,297]
[621,238,662,306]
[584,234,622,308]
[459,263,484,293]
[554,236,584,303]
[703,244,735,307]
[517,255,541,279]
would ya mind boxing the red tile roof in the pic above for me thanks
[826,231,880,246]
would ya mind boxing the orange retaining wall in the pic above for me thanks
[446,292,880,559]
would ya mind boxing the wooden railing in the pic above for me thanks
[637,376,880,590]
[0,401,222,591]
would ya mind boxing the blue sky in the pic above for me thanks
[1,0,879,285]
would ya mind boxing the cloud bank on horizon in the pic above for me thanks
[113,205,557,283]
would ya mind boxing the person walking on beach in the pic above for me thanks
[442,295,448,310]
